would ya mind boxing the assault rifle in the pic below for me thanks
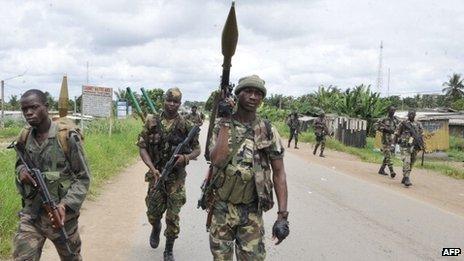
[154,126,200,191]
[403,121,426,166]
[8,141,74,255]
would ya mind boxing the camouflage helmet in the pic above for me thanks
[234,75,266,97]
[165,87,182,101]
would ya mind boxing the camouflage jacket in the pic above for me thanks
[15,121,91,218]
[286,116,300,130]
[376,116,400,145]
[186,112,204,126]
[209,116,284,212]
[137,112,200,182]
[395,119,423,149]
[314,117,329,135]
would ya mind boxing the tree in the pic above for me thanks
[9,95,19,110]
[114,88,128,101]
[442,73,464,103]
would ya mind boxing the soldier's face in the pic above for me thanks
[408,112,416,121]
[192,107,197,113]
[238,87,263,112]
[164,97,181,114]
[20,94,49,127]
[388,108,396,117]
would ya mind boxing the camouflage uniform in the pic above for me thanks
[186,111,205,126]
[375,116,400,174]
[286,115,300,148]
[208,117,284,260]
[137,112,199,239]
[396,119,423,178]
[13,121,90,261]
[313,117,329,156]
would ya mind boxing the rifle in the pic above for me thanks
[154,126,200,191]
[403,121,426,166]
[199,1,238,231]
[8,141,74,255]
[126,87,146,123]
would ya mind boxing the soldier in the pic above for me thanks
[137,87,200,261]
[13,89,90,261]
[286,111,300,149]
[208,75,289,260]
[395,109,424,187]
[313,112,329,157]
[375,106,400,177]
[186,105,205,126]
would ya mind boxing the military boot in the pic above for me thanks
[294,142,299,149]
[403,177,412,187]
[287,141,291,148]
[313,145,319,155]
[389,166,396,178]
[149,220,162,249]
[378,164,387,175]
[163,237,175,261]
[401,176,406,184]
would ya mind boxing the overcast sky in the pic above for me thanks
[1,0,463,102]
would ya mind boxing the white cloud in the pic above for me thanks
[1,0,463,102]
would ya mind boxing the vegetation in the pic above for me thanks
[442,73,464,103]
[0,118,142,258]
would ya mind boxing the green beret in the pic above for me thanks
[234,75,266,97]
[165,87,182,101]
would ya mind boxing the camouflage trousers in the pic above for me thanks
[315,134,326,152]
[288,128,298,145]
[145,180,186,239]
[400,146,418,177]
[13,211,82,261]
[209,201,265,261]
[381,144,395,168]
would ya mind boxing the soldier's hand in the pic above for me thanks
[272,216,289,245]
[19,168,37,187]
[174,154,189,167]
[218,97,235,118]
[150,168,160,184]
[57,203,66,227]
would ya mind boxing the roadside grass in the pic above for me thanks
[0,126,21,140]
[275,121,464,179]
[0,118,142,258]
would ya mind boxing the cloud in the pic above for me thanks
[1,0,463,103]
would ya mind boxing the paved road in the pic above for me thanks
[42,125,464,260]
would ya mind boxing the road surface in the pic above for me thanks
[41,125,464,260]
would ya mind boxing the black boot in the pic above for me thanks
[287,141,291,148]
[164,237,175,261]
[149,220,162,249]
[401,176,406,184]
[378,164,387,175]
[313,145,319,155]
[389,166,396,178]
[294,142,299,149]
[403,176,412,187]
[319,148,325,157]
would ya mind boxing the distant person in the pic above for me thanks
[375,106,400,177]
[137,87,200,260]
[395,109,424,187]
[13,89,90,261]
[313,112,329,157]
[286,111,300,149]
[208,75,289,260]
[186,105,205,126]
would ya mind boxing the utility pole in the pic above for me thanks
[376,41,383,95]
[1,71,27,128]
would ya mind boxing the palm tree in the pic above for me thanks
[442,73,464,103]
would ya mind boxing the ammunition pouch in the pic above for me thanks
[43,171,72,204]
[216,164,256,205]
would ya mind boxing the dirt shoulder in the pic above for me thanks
[285,139,464,217]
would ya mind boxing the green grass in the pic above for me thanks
[0,126,21,140]
[0,118,142,258]
[275,121,464,179]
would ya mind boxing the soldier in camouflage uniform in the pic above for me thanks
[13,89,90,261]
[137,87,200,261]
[186,105,205,126]
[208,75,289,260]
[313,112,329,157]
[395,110,424,187]
[286,112,300,149]
[375,106,400,178]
